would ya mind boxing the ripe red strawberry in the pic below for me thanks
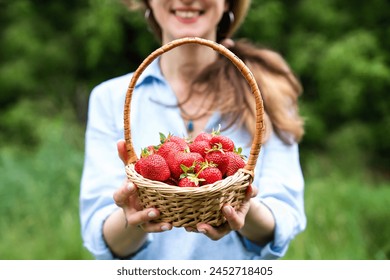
[178,164,204,187]
[157,141,183,160]
[167,150,204,180]
[169,135,188,150]
[210,135,235,152]
[136,154,171,182]
[134,157,145,174]
[146,145,158,154]
[204,148,229,176]
[193,132,212,143]
[160,132,188,150]
[178,171,203,187]
[198,166,222,185]
[188,140,211,158]
[225,151,246,176]
[194,161,203,174]
[135,147,153,174]
[178,177,198,187]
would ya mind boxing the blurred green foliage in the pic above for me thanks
[1,0,389,259]
[0,100,91,259]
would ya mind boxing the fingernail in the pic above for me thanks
[223,205,232,215]
[127,183,134,191]
[197,228,206,234]
[148,211,157,218]
[161,225,170,231]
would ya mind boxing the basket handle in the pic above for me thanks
[124,37,265,172]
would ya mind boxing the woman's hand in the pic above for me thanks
[113,180,172,232]
[114,140,172,232]
[103,141,173,258]
[185,185,258,240]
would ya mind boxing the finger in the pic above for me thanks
[141,222,172,233]
[246,184,258,200]
[222,205,245,230]
[196,223,230,241]
[184,227,197,233]
[113,181,137,207]
[124,208,172,232]
[117,139,128,164]
[124,207,160,227]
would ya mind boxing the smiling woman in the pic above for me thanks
[123,0,250,42]
[149,0,228,42]
[80,0,306,260]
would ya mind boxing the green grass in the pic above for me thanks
[0,102,92,260]
[284,154,390,260]
[0,101,389,260]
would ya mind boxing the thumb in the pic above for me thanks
[245,184,258,201]
[114,181,137,207]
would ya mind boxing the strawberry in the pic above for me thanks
[167,150,204,180]
[206,125,235,152]
[178,172,202,187]
[210,135,235,152]
[188,140,211,158]
[135,147,152,174]
[146,145,158,154]
[198,165,223,185]
[178,163,204,187]
[160,132,188,150]
[136,154,171,182]
[191,160,204,175]
[178,177,198,187]
[134,157,145,174]
[157,141,183,160]
[204,147,229,176]
[225,150,246,176]
[193,131,212,143]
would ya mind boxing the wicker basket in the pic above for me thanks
[124,37,265,228]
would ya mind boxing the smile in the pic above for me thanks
[172,10,204,19]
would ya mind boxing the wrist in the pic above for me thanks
[103,208,148,258]
[239,200,275,246]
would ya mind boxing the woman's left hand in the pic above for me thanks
[185,185,258,240]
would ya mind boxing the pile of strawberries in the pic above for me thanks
[134,129,246,187]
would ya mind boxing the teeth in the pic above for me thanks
[175,11,199,18]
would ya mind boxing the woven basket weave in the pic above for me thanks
[124,37,265,228]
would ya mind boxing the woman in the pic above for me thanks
[80,0,306,259]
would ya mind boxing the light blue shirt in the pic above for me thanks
[79,58,306,260]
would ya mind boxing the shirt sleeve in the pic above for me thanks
[79,82,125,260]
[244,132,307,259]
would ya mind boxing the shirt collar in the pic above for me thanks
[134,57,165,87]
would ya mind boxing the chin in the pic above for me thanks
[164,27,214,42]
[172,31,210,40]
